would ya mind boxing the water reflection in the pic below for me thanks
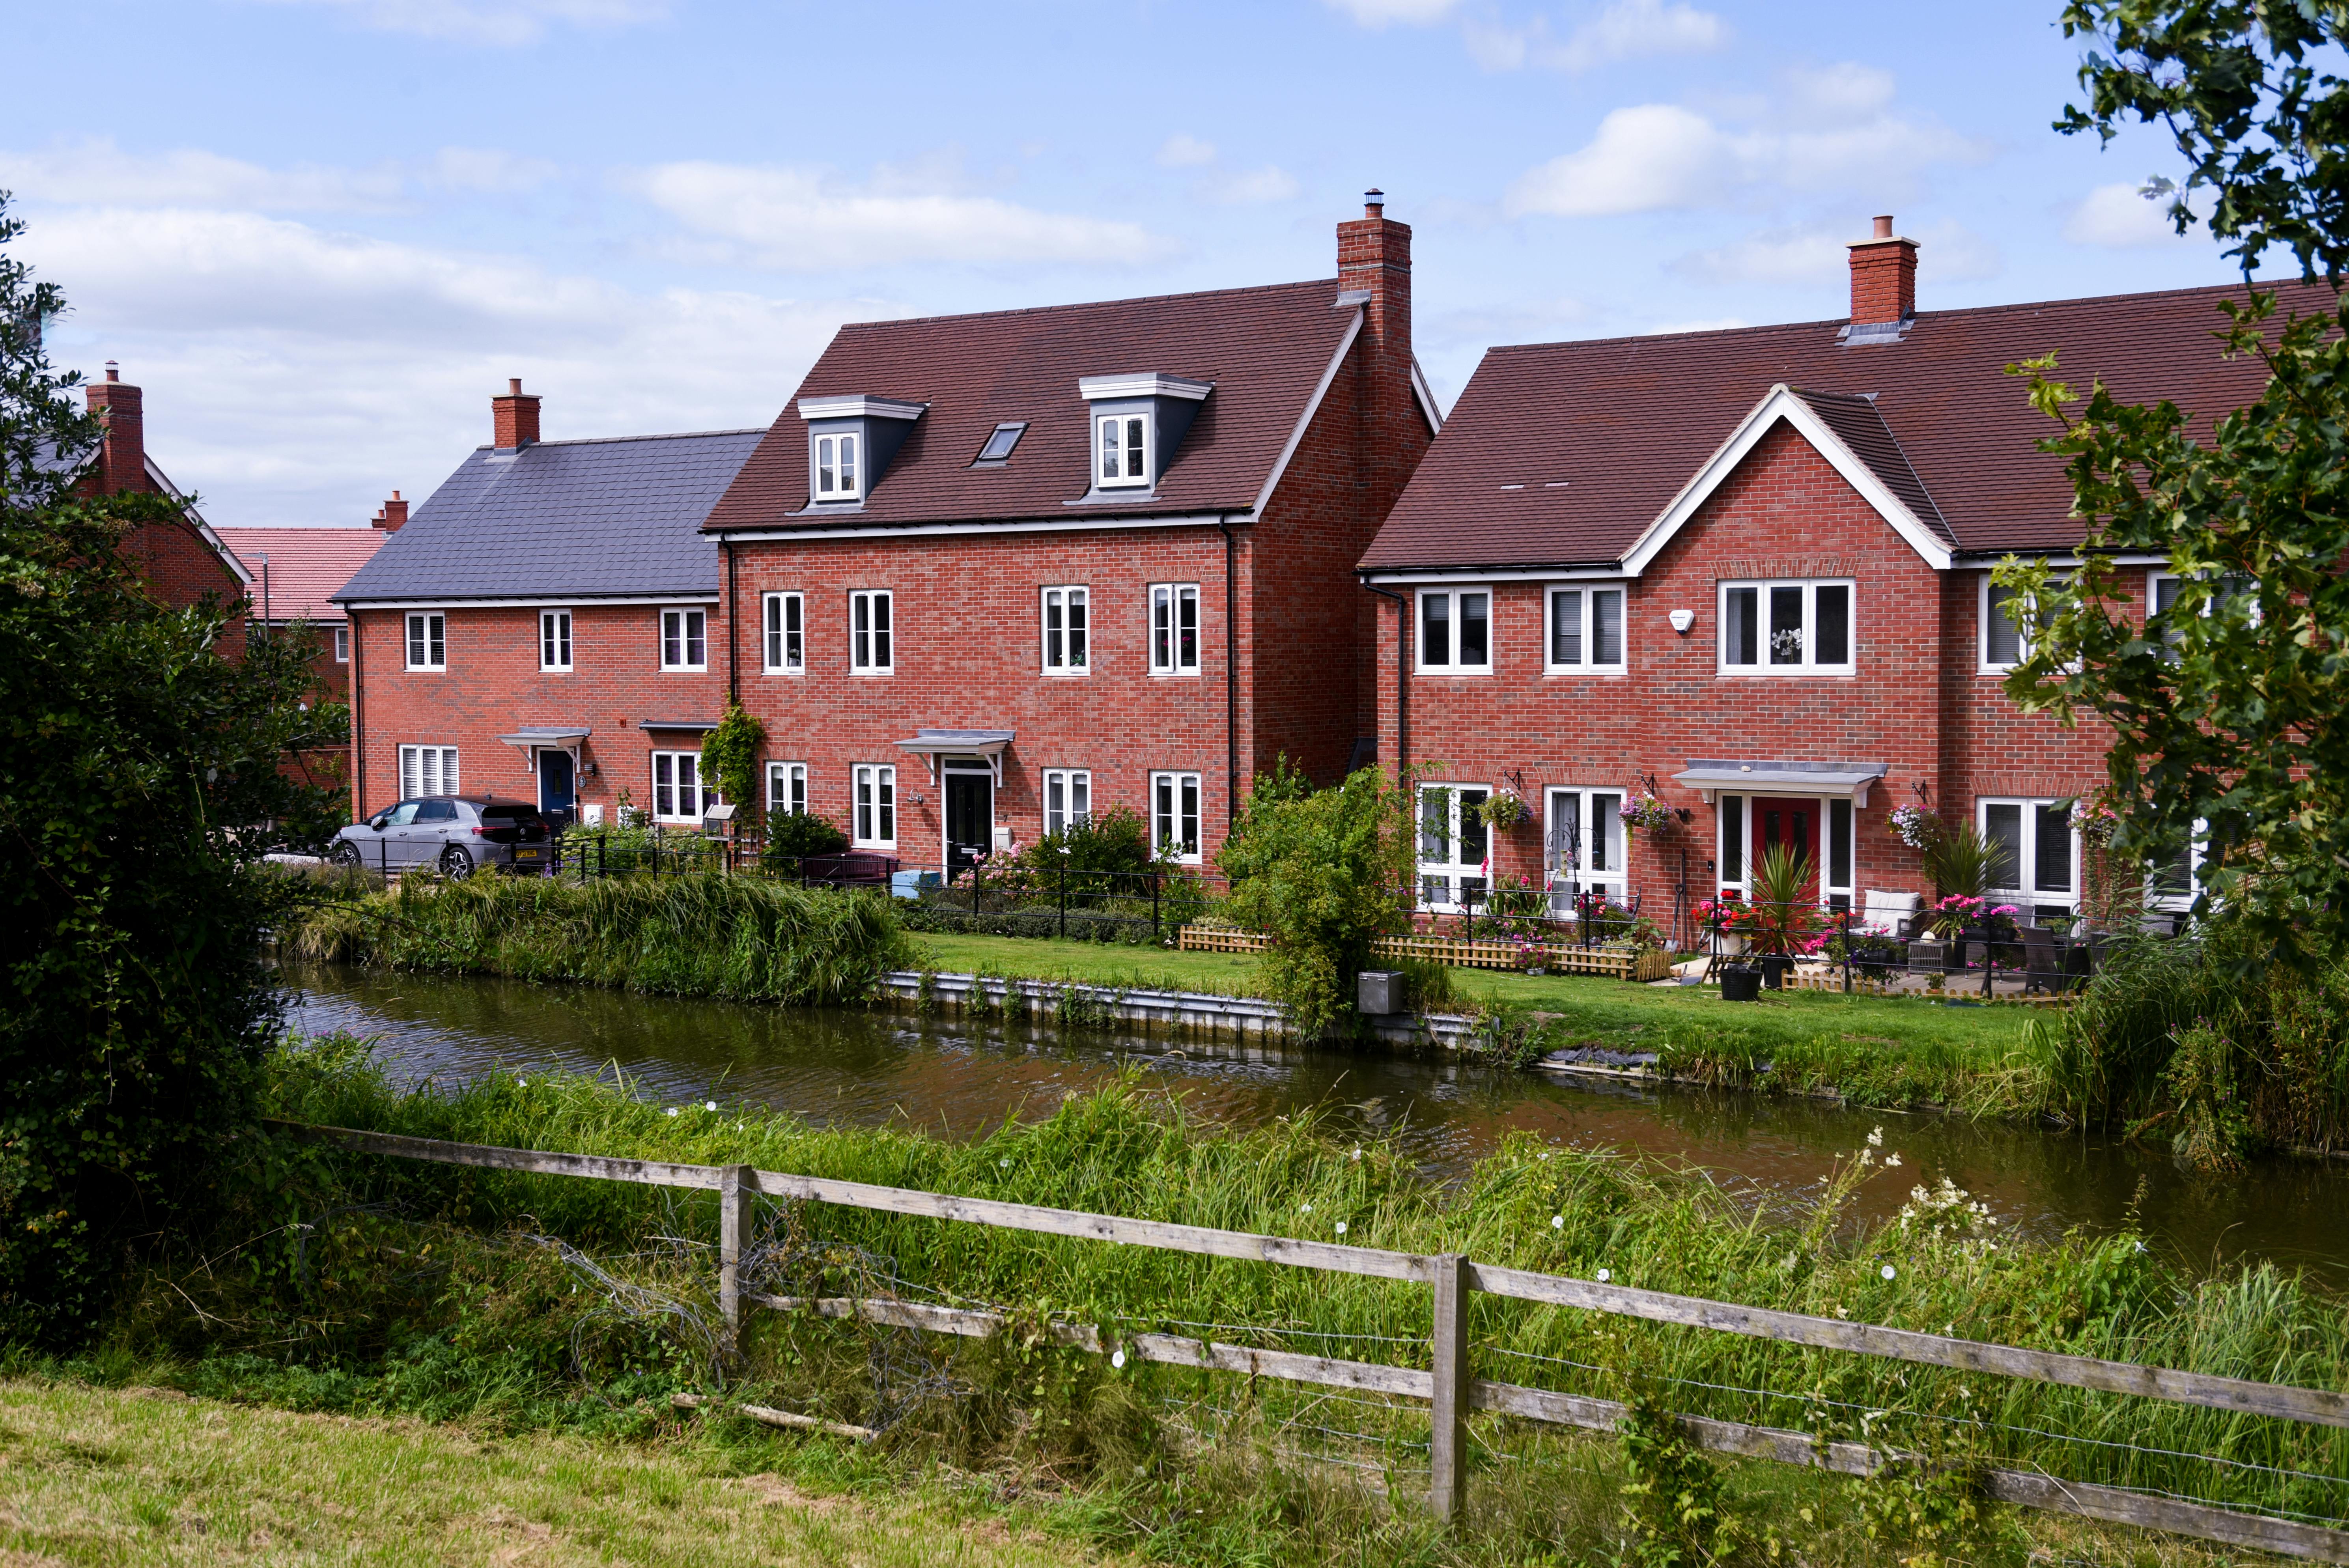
[283,964,2349,1287]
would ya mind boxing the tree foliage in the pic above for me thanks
[0,192,348,1341]
[1217,760,1417,1037]
[699,701,765,827]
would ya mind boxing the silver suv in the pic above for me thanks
[330,796,554,877]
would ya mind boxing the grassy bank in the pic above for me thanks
[0,1377,1107,1566]
[79,1035,2335,1565]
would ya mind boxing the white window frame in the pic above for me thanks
[853,763,896,847]
[1718,578,1855,675]
[1416,782,1490,912]
[1544,585,1627,674]
[1044,768,1092,837]
[1544,787,1627,916]
[660,607,708,672]
[332,625,349,663]
[1976,796,2082,923]
[1416,588,1493,675]
[404,611,445,672]
[766,760,808,817]
[398,744,459,798]
[1150,582,1200,675]
[1041,586,1090,672]
[540,609,572,672]
[1712,793,1856,908]
[850,590,893,674]
[814,431,862,501]
[1151,771,1202,864]
[652,751,712,823]
[1096,413,1150,488]
[763,591,804,674]
[1979,572,2072,674]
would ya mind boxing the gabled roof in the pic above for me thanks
[1360,278,2332,573]
[335,429,764,605]
[704,278,1371,535]
[215,526,385,622]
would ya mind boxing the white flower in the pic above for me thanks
[1111,1349,1126,1369]
[1334,1221,1348,1235]
[1351,1147,1362,1161]
[1551,1215,1564,1230]
[666,1107,680,1117]
[1538,1152,1550,1161]
[1881,1265,1897,1281]
[999,1157,1011,1169]
[516,1079,527,1088]
[1299,1202,1312,1214]
[1884,1153,1902,1167]
[1867,1127,1884,1148]
[1596,1268,1611,1283]
[704,1101,717,1113]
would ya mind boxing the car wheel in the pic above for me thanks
[439,844,474,880]
[329,841,364,868]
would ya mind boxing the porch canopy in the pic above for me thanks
[496,726,591,751]
[1672,758,1888,806]
[894,728,1014,785]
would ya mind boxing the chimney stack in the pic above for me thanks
[372,489,408,532]
[83,361,146,495]
[1336,189,1415,513]
[1847,214,1918,327]
[492,377,541,450]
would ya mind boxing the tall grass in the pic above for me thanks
[235,1041,2349,1531]
[284,872,917,1006]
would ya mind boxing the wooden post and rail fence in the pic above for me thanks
[275,1120,2349,1562]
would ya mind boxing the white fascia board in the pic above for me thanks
[1410,357,1445,434]
[1249,310,1365,519]
[713,512,1241,544]
[1961,552,2170,569]
[338,594,719,610]
[1077,373,1213,402]
[1359,566,1624,584]
[797,396,928,422]
[1618,383,1955,577]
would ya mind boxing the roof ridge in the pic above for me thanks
[834,276,1339,335]
[465,427,770,452]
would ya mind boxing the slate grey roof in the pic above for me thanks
[334,429,765,604]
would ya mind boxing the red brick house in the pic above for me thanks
[72,362,252,610]
[702,196,1438,873]
[1356,217,2317,937]
[217,504,393,705]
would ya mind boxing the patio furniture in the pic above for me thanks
[2021,924,2071,995]
[1862,888,1924,941]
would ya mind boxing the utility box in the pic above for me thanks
[1356,969,1408,1017]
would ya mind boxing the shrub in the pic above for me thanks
[761,810,851,863]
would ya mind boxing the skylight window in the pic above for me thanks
[975,423,1025,464]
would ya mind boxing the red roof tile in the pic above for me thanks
[215,526,385,620]
[704,278,1361,533]
[1360,279,2331,570]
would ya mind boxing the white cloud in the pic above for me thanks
[1468,0,1727,73]
[1505,105,1730,218]
[2065,181,2203,248]
[1673,217,2003,287]
[1645,315,1750,335]
[248,0,667,45]
[630,160,1171,271]
[1195,165,1301,206]
[0,139,562,213]
[1322,0,1462,25]
[420,147,562,194]
[1156,134,1218,169]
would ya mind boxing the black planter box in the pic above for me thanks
[1720,968,1762,1002]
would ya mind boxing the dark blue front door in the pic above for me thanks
[539,749,577,825]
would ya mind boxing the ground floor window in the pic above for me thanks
[652,751,711,822]
[1044,769,1091,837]
[1417,783,1489,911]
[854,764,896,847]
[399,745,458,798]
[333,625,349,662]
[767,761,807,816]
[1978,797,2078,925]
[1544,788,1625,914]
[1152,771,1201,863]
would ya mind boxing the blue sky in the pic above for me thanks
[7,0,2256,527]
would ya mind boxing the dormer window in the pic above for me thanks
[816,432,860,499]
[1098,414,1148,487]
[797,395,926,509]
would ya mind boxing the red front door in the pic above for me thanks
[1750,798,1819,878]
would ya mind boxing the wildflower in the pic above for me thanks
[1335,1221,1348,1236]
[1595,1268,1611,1283]
[1299,1202,1312,1214]
[704,1101,717,1113]
[1551,1215,1564,1230]
[1884,1153,1902,1168]
[666,1107,680,1117]
[1881,1264,1897,1281]
[1351,1147,1362,1161]
[1111,1349,1126,1369]
[1867,1127,1884,1148]
[516,1078,527,1088]
[999,1157,1011,1169]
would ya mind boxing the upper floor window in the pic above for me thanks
[1098,414,1148,487]
[2150,569,2255,661]
[405,611,445,671]
[764,592,803,674]
[1981,574,2070,672]
[850,591,893,673]
[1547,586,1625,673]
[540,609,572,672]
[1720,579,1852,674]
[1151,583,1199,674]
[1044,769,1091,836]
[333,626,349,663]
[1042,586,1089,672]
[1418,588,1491,674]
[661,608,707,672]
[815,432,860,500]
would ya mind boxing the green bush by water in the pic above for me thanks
[284,872,917,1006]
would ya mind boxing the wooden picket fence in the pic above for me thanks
[1177,926,1674,982]
[278,1120,2349,1561]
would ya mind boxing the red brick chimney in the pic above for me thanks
[83,361,148,495]
[492,377,540,450]
[1848,215,1918,326]
[372,490,408,532]
[1337,189,1416,518]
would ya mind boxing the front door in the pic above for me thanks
[538,749,576,826]
[945,771,993,878]
[1750,797,1819,883]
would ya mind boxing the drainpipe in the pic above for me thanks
[1217,516,1240,820]
[1363,582,1408,782]
[722,536,739,704]
[348,608,364,819]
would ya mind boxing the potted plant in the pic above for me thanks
[1620,790,1675,834]
[1742,842,1823,987]
[1477,788,1528,833]
[1718,959,1763,1002]
[1888,802,1940,851]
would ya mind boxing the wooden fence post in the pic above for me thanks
[1430,1252,1469,1525]
[719,1164,751,1360]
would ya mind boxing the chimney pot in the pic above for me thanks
[1364,187,1384,217]
[1873,214,1894,239]
[104,360,120,383]
[375,491,410,531]
[508,377,522,396]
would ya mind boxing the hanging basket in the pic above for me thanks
[1477,790,1528,832]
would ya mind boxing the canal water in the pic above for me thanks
[284,964,2349,1288]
